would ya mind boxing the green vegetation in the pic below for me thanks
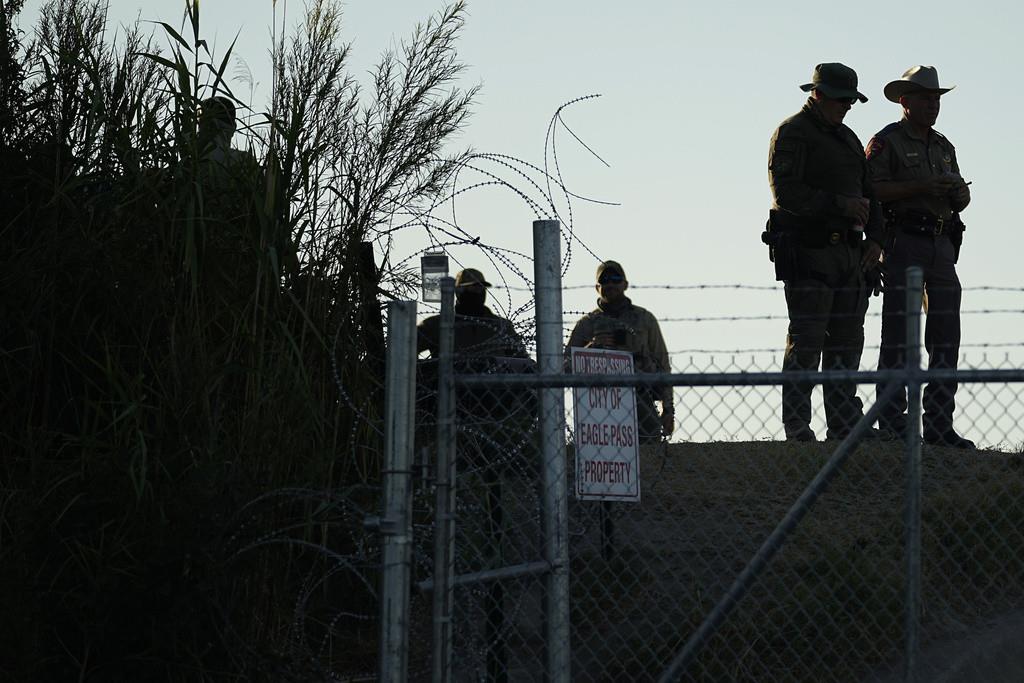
[0,0,473,679]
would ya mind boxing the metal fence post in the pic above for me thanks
[432,277,457,683]
[533,219,571,683]
[379,301,417,683]
[904,266,924,683]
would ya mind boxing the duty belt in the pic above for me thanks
[891,210,950,236]
[782,226,862,247]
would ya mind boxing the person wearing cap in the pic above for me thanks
[417,268,530,677]
[866,66,974,449]
[417,268,529,360]
[766,63,885,442]
[565,261,674,442]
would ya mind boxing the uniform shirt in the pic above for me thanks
[565,298,673,410]
[865,119,962,220]
[417,304,532,425]
[768,98,883,242]
[417,304,528,360]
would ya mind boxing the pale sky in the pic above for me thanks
[17,0,1024,440]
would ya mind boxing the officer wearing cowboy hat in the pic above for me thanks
[866,66,975,449]
[766,63,886,442]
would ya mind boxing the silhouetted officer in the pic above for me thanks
[867,66,974,449]
[416,266,533,441]
[766,63,885,442]
[417,267,528,361]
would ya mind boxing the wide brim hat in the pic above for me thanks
[454,268,492,288]
[884,65,954,103]
[799,62,868,103]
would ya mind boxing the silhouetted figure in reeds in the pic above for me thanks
[192,95,269,305]
[199,95,254,174]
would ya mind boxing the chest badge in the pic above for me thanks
[943,154,951,163]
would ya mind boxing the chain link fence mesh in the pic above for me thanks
[416,375,1024,681]
[389,277,1024,682]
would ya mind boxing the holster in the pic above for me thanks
[762,216,797,281]
[951,213,966,263]
[881,208,899,250]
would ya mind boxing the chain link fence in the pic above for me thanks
[369,223,1024,682]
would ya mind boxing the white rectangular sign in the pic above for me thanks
[570,347,640,502]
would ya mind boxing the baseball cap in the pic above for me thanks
[596,260,626,282]
[454,268,492,288]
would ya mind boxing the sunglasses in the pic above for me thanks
[832,96,857,106]
[598,274,624,285]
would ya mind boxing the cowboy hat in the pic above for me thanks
[884,65,955,103]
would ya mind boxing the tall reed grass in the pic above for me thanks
[1,0,473,678]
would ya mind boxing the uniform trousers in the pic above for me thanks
[876,231,962,435]
[783,241,868,439]
[636,391,665,445]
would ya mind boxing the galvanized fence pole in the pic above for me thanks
[379,301,418,683]
[533,219,571,683]
[432,277,457,683]
[904,266,924,683]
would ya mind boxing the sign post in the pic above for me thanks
[570,347,641,503]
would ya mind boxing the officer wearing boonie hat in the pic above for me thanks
[765,63,886,442]
[798,62,869,103]
[866,66,974,449]
[566,260,674,442]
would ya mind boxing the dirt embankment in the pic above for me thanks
[565,440,1024,681]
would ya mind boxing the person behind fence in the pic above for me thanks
[763,63,886,442]
[866,66,974,449]
[417,267,529,361]
[565,260,674,443]
[416,267,533,445]
[416,267,530,679]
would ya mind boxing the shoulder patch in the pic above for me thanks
[876,121,902,138]
[866,122,901,159]
[865,137,886,160]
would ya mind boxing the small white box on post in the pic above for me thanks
[420,251,449,303]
